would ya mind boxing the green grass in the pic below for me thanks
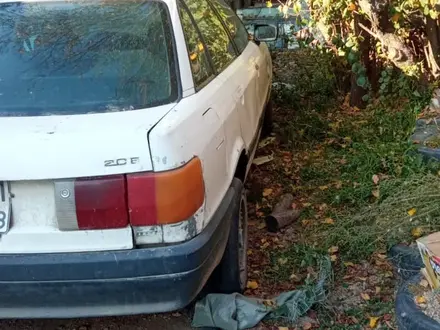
[274,48,440,261]
[264,244,325,283]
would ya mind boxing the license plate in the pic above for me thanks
[0,182,11,234]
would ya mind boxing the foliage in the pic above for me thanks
[267,0,440,107]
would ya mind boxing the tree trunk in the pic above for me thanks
[425,16,440,78]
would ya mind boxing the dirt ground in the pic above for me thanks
[0,313,193,330]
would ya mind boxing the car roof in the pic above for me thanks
[0,0,175,5]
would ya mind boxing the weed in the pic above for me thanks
[264,244,325,284]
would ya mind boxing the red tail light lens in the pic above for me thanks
[127,157,205,226]
[74,175,129,230]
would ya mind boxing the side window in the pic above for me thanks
[209,0,249,54]
[184,0,236,73]
[178,4,214,88]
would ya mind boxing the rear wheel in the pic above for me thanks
[214,178,248,293]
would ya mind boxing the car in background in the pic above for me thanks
[0,0,272,318]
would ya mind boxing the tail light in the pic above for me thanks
[127,157,205,226]
[55,175,129,230]
[55,158,205,231]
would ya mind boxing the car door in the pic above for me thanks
[208,0,262,152]
[177,0,238,218]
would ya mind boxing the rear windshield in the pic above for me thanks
[0,0,178,116]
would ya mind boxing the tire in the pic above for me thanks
[261,98,274,138]
[213,178,248,293]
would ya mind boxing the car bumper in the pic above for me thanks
[0,184,240,318]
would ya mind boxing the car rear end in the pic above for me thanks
[0,0,236,317]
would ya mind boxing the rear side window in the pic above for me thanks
[184,0,236,74]
[0,1,178,116]
[209,0,249,54]
[178,3,214,89]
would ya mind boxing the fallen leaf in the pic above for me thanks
[420,279,429,288]
[302,219,311,226]
[253,155,274,166]
[331,255,337,262]
[257,223,266,230]
[328,246,339,253]
[263,188,273,197]
[303,322,312,330]
[319,185,329,191]
[361,293,370,301]
[261,242,270,249]
[278,327,288,330]
[408,208,417,216]
[290,273,301,282]
[372,174,380,185]
[323,218,335,225]
[384,271,393,278]
[344,262,355,267]
[348,2,357,11]
[258,137,276,149]
[247,249,253,256]
[416,296,426,304]
[247,281,259,290]
[392,12,401,22]
[278,258,288,265]
[369,316,380,328]
[303,202,312,207]
[377,253,387,260]
[375,286,381,294]
[411,227,423,238]
[372,189,380,198]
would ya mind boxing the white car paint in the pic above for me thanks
[0,0,272,253]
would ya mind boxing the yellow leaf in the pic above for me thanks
[344,262,355,267]
[375,286,381,294]
[330,255,337,262]
[416,296,426,304]
[319,185,329,191]
[263,188,273,197]
[408,208,417,216]
[278,327,289,330]
[247,281,259,290]
[303,202,312,207]
[266,1,273,7]
[247,249,253,256]
[361,293,370,301]
[323,218,335,225]
[189,53,197,61]
[369,316,380,328]
[392,13,401,22]
[328,246,339,253]
[411,227,423,238]
[347,2,357,11]
[302,219,311,226]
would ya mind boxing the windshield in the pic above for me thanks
[0,0,178,116]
